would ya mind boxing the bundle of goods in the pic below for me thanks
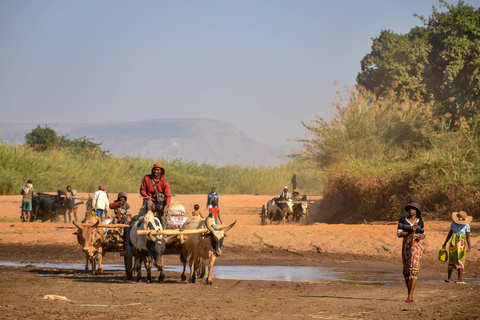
[166,201,189,229]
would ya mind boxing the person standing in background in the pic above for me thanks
[291,174,297,190]
[66,185,81,222]
[207,187,219,208]
[21,180,35,222]
[92,184,109,221]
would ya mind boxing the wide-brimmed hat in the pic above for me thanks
[292,189,299,194]
[405,199,421,216]
[452,211,473,225]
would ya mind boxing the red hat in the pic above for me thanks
[99,184,104,190]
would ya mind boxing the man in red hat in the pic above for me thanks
[139,162,172,227]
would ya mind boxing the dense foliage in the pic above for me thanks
[357,0,480,129]
[291,1,480,222]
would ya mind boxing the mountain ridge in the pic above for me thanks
[0,118,289,167]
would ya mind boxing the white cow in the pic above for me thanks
[266,197,294,225]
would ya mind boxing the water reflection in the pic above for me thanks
[1,261,478,285]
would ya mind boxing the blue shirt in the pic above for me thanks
[450,221,470,235]
[207,192,219,207]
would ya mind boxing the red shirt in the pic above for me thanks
[139,174,172,206]
[209,207,220,220]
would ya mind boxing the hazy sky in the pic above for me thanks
[0,0,470,148]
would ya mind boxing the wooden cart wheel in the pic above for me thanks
[123,226,133,280]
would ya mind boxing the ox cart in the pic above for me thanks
[260,197,314,225]
[86,203,205,281]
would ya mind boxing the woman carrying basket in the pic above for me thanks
[442,211,473,284]
[397,199,426,303]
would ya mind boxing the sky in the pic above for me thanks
[1,0,475,149]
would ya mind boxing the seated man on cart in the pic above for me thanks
[109,191,132,224]
[139,162,172,228]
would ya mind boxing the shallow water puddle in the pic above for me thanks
[1,261,478,285]
[0,261,399,284]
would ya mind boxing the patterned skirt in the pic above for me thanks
[402,234,423,280]
[448,233,467,270]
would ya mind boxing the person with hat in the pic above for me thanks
[280,186,291,200]
[92,184,109,221]
[397,199,426,303]
[292,189,301,201]
[109,191,132,224]
[442,211,473,284]
[139,162,172,227]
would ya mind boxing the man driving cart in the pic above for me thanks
[139,162,172,228]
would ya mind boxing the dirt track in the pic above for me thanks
[1,194,479,319]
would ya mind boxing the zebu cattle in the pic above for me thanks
[73,218,105,275]
[32,191,75,223]
[266,197,294,225]
[129,209,166,283]
[179,216,236,284]
[292,197,309,224]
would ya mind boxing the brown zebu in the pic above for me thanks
[73,217,105,275]
[179,216,236,284]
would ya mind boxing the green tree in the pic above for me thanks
[357,0,480,127]
[59,136,109,157]
[24,125,60,151]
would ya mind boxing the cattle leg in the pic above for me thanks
[180,250,188,281]
[189,253,197,283]
[92,257,97,275]
[97,249,104,275]
[84,255,89,273]
[194,257,204,278]
[157,257,165,283]
[135,251,142,282]
[206,255,216,285]
[146,260,153,283]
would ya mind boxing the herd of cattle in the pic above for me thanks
[25,192,311,284]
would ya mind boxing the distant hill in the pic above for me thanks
[0,118,289,167]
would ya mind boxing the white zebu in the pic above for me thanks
[266,197,294,225]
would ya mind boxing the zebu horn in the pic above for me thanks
[220,220,236,233]
[90,220,100,229]
[73,221,83,230]
[205,216,216,232]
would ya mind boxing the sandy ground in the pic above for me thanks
[0,193,479,319]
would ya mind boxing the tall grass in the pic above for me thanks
[296,87,480,222]
[0,142,323,196]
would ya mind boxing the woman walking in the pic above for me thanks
[397,199,425,302]
[442,211,472,284]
